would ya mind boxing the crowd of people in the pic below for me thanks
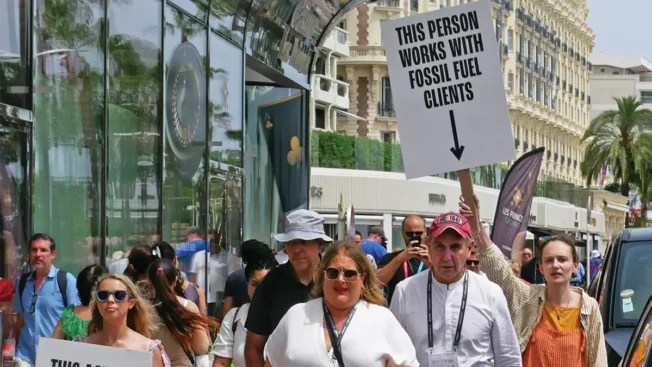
[0,199,610,367]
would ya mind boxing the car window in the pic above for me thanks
[613,242,652,327]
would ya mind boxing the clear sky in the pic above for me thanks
[586,0,652,61]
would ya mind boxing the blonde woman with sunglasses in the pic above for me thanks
[265,242,417,367]
[77,273,171,367]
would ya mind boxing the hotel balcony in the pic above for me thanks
[374,0,402,14]
[322,27,350,57]
[341,46,386,65]
[313,74,349,109]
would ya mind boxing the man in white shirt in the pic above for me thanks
[191,230,228,316]
[390,211,521,367]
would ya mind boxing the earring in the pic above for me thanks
[571,272,577,278]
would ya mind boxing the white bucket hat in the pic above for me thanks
[274,209,333,243]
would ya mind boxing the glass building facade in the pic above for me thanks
[0,0,360,314]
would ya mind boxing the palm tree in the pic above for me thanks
[581,96,652,197]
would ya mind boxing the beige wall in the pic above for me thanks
[590,76,637,104]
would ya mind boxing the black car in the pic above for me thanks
[619,295,652,366]
[588,228,652,366]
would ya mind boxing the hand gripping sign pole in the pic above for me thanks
[458,169,482,234]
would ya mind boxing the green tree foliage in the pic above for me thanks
[581,96,652,197]
[310,130,403,172]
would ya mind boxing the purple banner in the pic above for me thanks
[491,148,544,259]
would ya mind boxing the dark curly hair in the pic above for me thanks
[240,240,277,281]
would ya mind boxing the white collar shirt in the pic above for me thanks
[390,270,522,367]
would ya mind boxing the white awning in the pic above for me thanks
[335,109,368,121]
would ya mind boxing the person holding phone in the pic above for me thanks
[377,215,431,303]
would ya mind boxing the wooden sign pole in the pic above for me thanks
[457,169,482,234]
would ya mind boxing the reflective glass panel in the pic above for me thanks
[0,125,29,282]
[106,0,163,265]
[32,0,104,273]
[162,5,208,271]
[172,0,209,23]
[209,0,248,45]
[244,86,308,246]
[0,0,30,109]
[205,32,243,316]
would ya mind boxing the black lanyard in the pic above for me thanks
[323,300,357,367]
[427,270,468,352]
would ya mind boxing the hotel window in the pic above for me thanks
[382,131,396,143]
[641,91,652,104]
[507,72,514,92]
[507,29,514,51]
[536,78,541,102]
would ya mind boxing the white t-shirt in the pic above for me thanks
[212,303,249,367]
[190,250,227,303]
[265,298,418,367]
[390,270,522,367]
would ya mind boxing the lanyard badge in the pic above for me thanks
[426,271,468,367]
[323,300,358,367]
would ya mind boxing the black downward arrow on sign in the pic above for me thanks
[449,110,465,160]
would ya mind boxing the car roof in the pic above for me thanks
[618,227,652,242]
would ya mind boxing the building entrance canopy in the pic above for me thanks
[219,0,366,89]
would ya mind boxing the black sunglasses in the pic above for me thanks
[466,260,480,266]
[96,290,130,303]
[324,268,360,281]
[29,293,38,314]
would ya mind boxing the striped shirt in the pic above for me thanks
[479,244,608,367]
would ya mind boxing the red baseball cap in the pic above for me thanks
[430,212,472,239]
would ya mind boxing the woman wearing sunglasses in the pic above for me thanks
[459,196,607,367]
[52,264,108,340]
[212,240,276,367]
[81,273,170,367]
[149,259,219,367]
[265,242,417,367]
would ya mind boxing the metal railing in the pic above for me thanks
[377,101,396,117]
[375,0,400,7]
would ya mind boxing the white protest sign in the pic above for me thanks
[381,0,515,178]
[36,337,153,367]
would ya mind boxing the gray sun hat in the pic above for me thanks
[274,209,333,243]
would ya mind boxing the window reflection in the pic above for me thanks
[0,0,30,109]
[0,127,28,282]
[162,6,208,267]
[209,0,248,44]
[106,0,162,265]
[172,0,209,23]
[33,0,104,273]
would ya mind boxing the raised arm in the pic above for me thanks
[459,195,531,314]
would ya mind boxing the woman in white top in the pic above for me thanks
[212,240,276,367]
[265,242,418,367]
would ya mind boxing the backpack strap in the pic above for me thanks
[18,272,30,309]
[18,270,68,309]
[231,307,241,334]
[57,270,68,308]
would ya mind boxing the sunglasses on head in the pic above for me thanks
[324,267,360,281]
[96,290,130,302]
[466,260,480,266]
